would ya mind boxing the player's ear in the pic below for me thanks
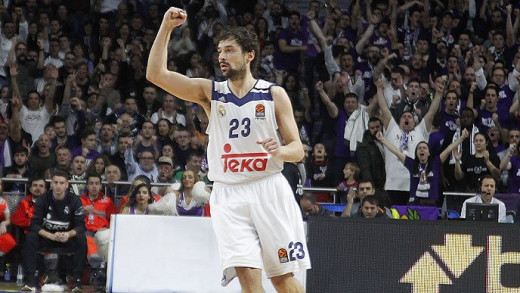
[246,50,255,63]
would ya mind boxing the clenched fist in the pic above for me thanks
[163,7,187,30]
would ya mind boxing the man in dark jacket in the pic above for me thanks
[300,193,336,219]
[356,118,385,189]
[22,170,87,292]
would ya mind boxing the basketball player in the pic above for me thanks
[147,7,310,292]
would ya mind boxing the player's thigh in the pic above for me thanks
[210,184,263,267]
[251,175,310,276]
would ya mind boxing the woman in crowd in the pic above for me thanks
[86,154,111,179]
[120,183,153,215]
[454,132,501,192]
[176,170,206,216]
[156,118,174,149]
[117,175,161,213]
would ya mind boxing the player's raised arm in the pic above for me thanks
[147,7,212,111]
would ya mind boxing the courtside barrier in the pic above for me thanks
[106,215,307,292]
[306,217,520,293]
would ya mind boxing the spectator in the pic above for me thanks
[300,192,335,218]
[120,183,153,215]
[57,71,87,137]
[125,147,159,182]
[106,96,145,137]
[150,93,186,126]
[133,121,160,159]
[174,149,207,183]
[21,170,86,292]
[3,146,31,192]
[0,18,29,88]
[306,142,332,202]
[336,162,360,204]
[79,174,115,290]
[97,122,117,156]
[0,180,16,257]
[273,10,308,85]
[110,134,132,181]
[377,129,469,205]
[342,180,387,217]
[29,134,55,178]
[172,125,196,168]
[153,156,177,196]
[356,117,385,190]
[374,73,443,205]
[499,141,520,193]
[139,85,161,119]
[51,115,79,151]
[8,39,43,99]
[71,128,101,165]
[12,176,47,234]
[48,145,72,176]
[10,64,56,143]
[176,170,207,216]
[69,155,87,196]
[355,195,390,219]
[156,118,174,150]
[44,38,63,68]
[86,154,110,179]
[315,81,360,185]
[104,164,124,201]
[461,175,506,222]
[454,132,501,192]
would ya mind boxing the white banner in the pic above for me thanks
[107,215,306,292]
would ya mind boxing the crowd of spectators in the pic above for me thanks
[1,0,520,206]
[0,0,518,287]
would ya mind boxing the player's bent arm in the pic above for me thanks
[272,86,304,162]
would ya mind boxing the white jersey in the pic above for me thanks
[206,79,284,184]
[384,118,428,191]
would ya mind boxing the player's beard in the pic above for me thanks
[223,62,247,81]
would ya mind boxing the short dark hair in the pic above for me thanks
[29,176,47,187]
[362,195,379,206]
[86,173,102,183]
[368,117,382,125]
[13,145,28,156]
[81,128,96,140]
[52,169,69,180]
[358,180,375,189]
[217,26,260,75]
[480,174,496,186]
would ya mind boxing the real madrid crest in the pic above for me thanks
[218,105,226,117]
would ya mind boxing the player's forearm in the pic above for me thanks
[278,140,304,163]
[147,24,173,81]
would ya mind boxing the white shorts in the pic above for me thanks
[210,173,311,285]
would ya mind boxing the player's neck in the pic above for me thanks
[228,74,256,98]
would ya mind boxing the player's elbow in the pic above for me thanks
[146,67,157,83]
[292,147,305,163]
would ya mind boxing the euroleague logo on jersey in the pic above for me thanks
[255,103,265,119]
[221,143,268,173]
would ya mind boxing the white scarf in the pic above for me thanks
[449,125,479,164]
[2,139,11,168]
[344,105,369,152]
